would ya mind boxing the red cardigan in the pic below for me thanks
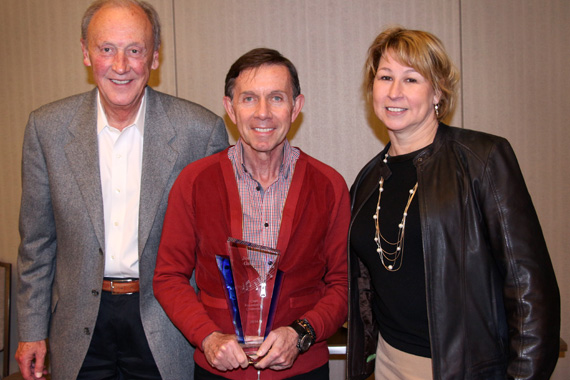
[154,147,350,379]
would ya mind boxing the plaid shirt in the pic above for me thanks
[228,139,299,277]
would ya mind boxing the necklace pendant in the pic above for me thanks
[388,265,393,270]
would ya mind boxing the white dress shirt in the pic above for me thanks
[97,90,146,278]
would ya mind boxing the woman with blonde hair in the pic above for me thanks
[347,27,560,380]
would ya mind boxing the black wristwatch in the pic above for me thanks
[290,319,315,353]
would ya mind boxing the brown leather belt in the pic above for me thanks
[102,279,140,295]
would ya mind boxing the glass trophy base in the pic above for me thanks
[242,338,264,364]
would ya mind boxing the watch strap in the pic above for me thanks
[290,320,308,337]
[297,318,316,341]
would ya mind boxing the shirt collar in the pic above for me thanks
[96,88,146,135]
[231,138,297,181]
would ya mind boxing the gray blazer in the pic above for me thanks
[17,87,229,379]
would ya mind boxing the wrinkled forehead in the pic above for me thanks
[87,4,153,42]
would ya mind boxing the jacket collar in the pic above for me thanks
[350,123,449,214]
[64,87,177,257]
[411,122,448,165]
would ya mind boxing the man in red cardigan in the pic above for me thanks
[153,48,350,380]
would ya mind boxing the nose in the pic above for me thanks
[112,52,129,74]
[254,98,270,119]
[388,81,402,99]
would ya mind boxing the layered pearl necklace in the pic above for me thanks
[373,154,418,271]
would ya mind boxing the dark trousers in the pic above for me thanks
[194,362,329,380]
[77,291,162,380]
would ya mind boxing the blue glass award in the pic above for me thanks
[216,238,282,362]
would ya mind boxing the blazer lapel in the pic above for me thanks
[64,89,106,249]
[138,88,178,256]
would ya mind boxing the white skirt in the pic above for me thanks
[374,333,433,380]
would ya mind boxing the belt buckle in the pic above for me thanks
[110,278,134,295]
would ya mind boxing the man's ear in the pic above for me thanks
[151,50,159,70]
[291,94,305,123]
[223,96,237,124]
[80,38,91,67]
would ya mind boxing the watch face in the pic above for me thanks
[299,335,312,352]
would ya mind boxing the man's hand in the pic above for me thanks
[202,332,249,371]
[15,340,48,380]
[254,326,299,370]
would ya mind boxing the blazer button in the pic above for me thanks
[92,290,99,296]
[84,327,90,335]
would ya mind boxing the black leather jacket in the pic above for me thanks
[347,124,560,380]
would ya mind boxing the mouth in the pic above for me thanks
[110,79,132,85]
[253,127,273,132]
[386,107,406,112]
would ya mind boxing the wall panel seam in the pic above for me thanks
[171,0,179,97]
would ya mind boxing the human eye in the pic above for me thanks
[378,75,392,81]
[240,95,256,104]
[405,77,418,83]
[126,46,145,57]
[130,46,145,55]
[271,95,284,102]
[98,45,115,55]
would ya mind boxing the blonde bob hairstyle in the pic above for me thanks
[365,27,460,121]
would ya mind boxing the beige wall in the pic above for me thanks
[1,0,568,377]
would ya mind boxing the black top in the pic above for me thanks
[350,148,431,358]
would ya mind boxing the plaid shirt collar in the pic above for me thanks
[229,138,298,182]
